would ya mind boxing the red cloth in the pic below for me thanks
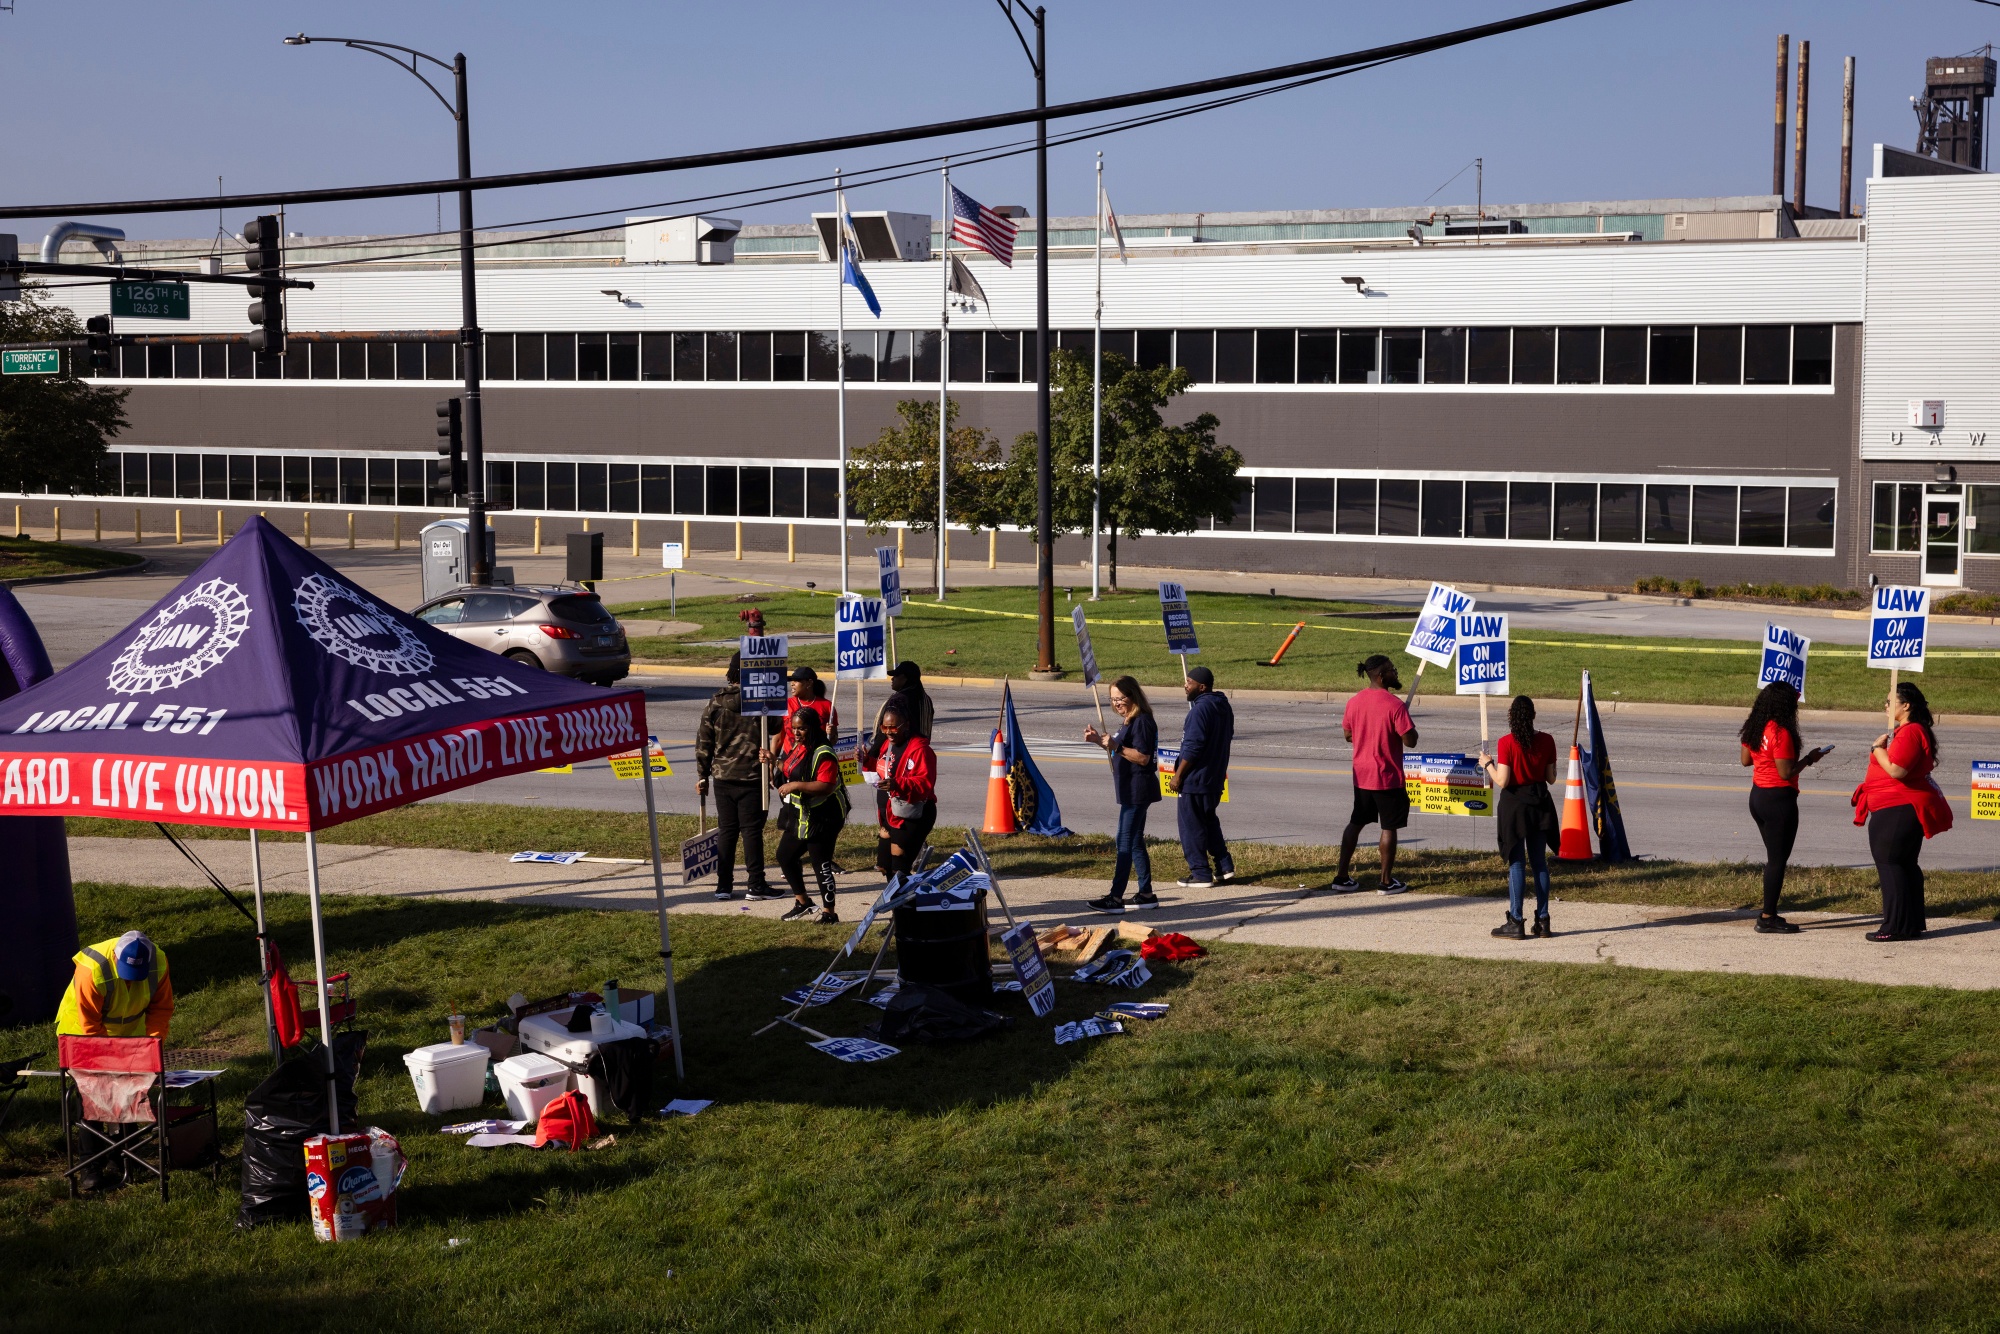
[1342,687,1413,790]
[263,940,304,1049]
[876,736,937,828]
[780,739,838,787]
[1751,720,1800,790]
[1139,933,1207,963]
[1496,731,1557,787]
[786,695,839,739]
[535,1089,597,1151]
[1851,724,1954,838]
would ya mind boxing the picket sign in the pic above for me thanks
[1759,623,1809,700]
[1405,583,1473,706]
[1867,585,1929,680]
[1073,606,1105,729]
[1157,581,1199,670]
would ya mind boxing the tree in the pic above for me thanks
[0,289,128,494]
[849,397,1003,591]
[998,348,1242,589]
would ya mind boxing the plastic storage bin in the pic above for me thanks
[494,1052,572,1122]
[403,1042,491,1114]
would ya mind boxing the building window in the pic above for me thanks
[1872,481,1922,552]
[985,331,1022,383]
[547,462,577,511]
[641,464,670,513]
[876,332,911,383]
[1788,486,1836,549]
[1255,330,1295,384]
[1967,485,2000,555]
[1555,482,1597,540]
[1650,327,1695,385]
[1338,329,1377,384]
[1420,480,1463,538]
[609,463,639,513]
[1744,325,1790,385]
[1298,330,1337,384]
[1177,329,1215,383]
[1378,478,1419,536]
[1556,328,1601,385]
[545,335,575,381]
[576,463,608,514]
[911,330,940,382]
[1512,328,1556,385]
[1464,480,1507,539]
[844,332,877,382]
[1645,484,1690,543]
[515,335,546,381]
[609,332,640,382]
[947,330,981,382]
[1214,330,1254,383]
[485,334,514,381]
[773,332,807,381]
[1696,326,1743,386]
[1424,328,1465,385]
[1382,329,1422,385]
[1296,477,1334,532]
[806,467,839,519]
[1692,485,1737,544]
[1467,327,1509,384]
[1792,325,1833,385]
[675,333,705,382]
[516,462,545,511]
[738,332,771,382]
[739,466,771,517]
[1604,327,1647,385]
[1509,481,1553,541]
[1336,478,1376,535]
[1252,476,1293,532]
[1738,485,1786,546]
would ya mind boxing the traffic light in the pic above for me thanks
[435,397,466,497]
[84,315,114,373]
[243,214,285,355]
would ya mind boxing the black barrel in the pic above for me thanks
[893,893,993,1006]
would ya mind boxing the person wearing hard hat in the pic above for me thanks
[55,930,174,1040]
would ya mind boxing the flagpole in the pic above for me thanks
[836,168,850,597]
[938,162,950,603]
[1090,152,1103,603]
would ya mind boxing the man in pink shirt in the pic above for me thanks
[1333,654,1420,894]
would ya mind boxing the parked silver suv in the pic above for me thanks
[414,585,631,684]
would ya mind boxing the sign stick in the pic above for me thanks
[759,715,769,803]
[1402,658,1426,708]
[887,615,897,667]
[1178,652,1188,681]
[699,790,708,838]
[1089,681,1106,731]
[1480,692,1489,746]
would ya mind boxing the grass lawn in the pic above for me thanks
[0,534,143,582]
[612,586,2000,714]
[66,800,2000,922]
[5,882,2000,1330]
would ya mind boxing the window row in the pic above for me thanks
[1223,476,1838,548]
[91,451,845,519]
[1871,482,2000,554]
[84,323,1838,388]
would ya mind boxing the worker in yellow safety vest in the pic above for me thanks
[55,931,174,1039]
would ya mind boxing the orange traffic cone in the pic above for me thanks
[981,728,1018,835]
[1557,744,1594,861]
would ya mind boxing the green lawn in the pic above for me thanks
[65,800,2000,922]
[5,882,2000,1329]
[0,534,142,582]
[612,586,2000,714]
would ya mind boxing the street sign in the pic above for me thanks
[110,281,190,320]
[739,634,790,716]
[1407,583,1473,668]
[660,541,685,570]
[1759,623,1809,699]
[1157,581,1199,655]
[0,349,60,376]
[1455,613,1509,695]
[834,595,888,680]
[875,546,903,617]
[1867,585,1928,673]
[1072,606,1100,686]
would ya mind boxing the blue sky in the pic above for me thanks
[0,0,1993,239]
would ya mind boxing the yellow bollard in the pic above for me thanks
[12,503,19,537]
[787,523,796,563]
[303,511,312,548]
[683,519,691,559]
[631,518,639,557]
[581,517,590,532]
[174,510,183,544]
[897,526,904,564]
[347,513,355,549]
[215,510,223,544]
[134,509,142,545]
[533,516,542,554]
[393,514,401,552]
[52,507,60,542]
[988,529,997,569]
[94,507,102,542]
[734,521,743,561]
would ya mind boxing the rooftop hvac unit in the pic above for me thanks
[811,211,933,262]
[623,215,742,265]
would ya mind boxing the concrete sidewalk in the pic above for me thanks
[77,836,2000,993]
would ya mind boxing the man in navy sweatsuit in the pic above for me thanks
[1169,665,1235,887]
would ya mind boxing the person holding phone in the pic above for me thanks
[1738,681,1830,934]
[1082,676,1160,915]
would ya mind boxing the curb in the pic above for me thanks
[1,557,152,590]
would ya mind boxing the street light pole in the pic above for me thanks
[286,35,489,585]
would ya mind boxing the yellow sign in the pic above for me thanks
[1402,753,1494,818]
[834,736,864,786]
[608,743,671,781]
[1973,762,2000,820]
[1156,748,1227,802]
[537,764,573,775]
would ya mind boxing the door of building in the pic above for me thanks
[1921,493,1963,588]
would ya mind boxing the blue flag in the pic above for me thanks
[1579,671,1634,861]
[998,682,1069,836]
[840,218,882,318]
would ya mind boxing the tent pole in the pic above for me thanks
[250,830,279,1067]
[640,749,686,1081]
[304,830,340,1134]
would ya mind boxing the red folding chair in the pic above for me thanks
[298,971,358,1034]
[59,1035,218,1201]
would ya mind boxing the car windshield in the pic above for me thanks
[548,595,615,626]
[417,599,464,625]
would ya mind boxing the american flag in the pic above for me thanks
[950,185,1017,268]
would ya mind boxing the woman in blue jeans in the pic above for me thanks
[1083,676,1160,914]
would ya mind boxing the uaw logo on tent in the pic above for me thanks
[294,573,435,677]
[106,579,253,695]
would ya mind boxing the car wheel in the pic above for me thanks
[504,649,545,670]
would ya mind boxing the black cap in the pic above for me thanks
[890,660,921,683]
[725,651,741,684]
[1185,665,1215,687]
[788,666,819,683]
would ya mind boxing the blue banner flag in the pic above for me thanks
[998,682,1070,836]
[1579,670,1633,861]
[841,215,882,318]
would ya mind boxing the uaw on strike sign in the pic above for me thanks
[0,517,647,830]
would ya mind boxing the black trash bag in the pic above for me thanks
[237,1031,366,1231]
[865,985,1012,1045]
[585,1036,655,1124]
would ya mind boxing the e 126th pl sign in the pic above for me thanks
[110,282,190,320]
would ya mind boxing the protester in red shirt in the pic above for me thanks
[872,704,937,881]
[1333,655,1420,895]
[785,667,839,740]
[760,704,848,924]
[1736,682,1830,935]
[1477,696,1560,939]
[1852,682,1953,941]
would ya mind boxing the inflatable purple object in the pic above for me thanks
[0,585,76,1024]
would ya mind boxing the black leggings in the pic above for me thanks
[1868,803,1927,939]
[776,807,841,910]
[877,807,936,881]
[1747,785,1800,916]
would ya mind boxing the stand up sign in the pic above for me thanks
[1759,623,1810,699]
[1455,613,1509,695]
[739,635,790,716]
[1407,583,1473,668]
[835,596,888,680]
[1867,586,1929,673]
[1158,581,1199,655]
[1072,606,1100,687]
[1000,921,1057,1017]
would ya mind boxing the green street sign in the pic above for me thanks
[1,349,61,376]
[110,281,190,320]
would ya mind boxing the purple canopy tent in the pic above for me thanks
[0,517,684,1127]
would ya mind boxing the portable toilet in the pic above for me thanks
[418,519,503,601]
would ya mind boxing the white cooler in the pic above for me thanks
[403,1041,491,1114]
[494,1052,572,1122]
[517,1011,648,1119]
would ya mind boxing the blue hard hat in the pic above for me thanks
[113,931,153,981]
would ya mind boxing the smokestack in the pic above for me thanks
[1841,56,1856,219]
[1794,39,1811,212]
[1774,34,1790,196]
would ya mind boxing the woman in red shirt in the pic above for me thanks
[1476,696,1559,940]
[1852,682,1953,941]
[760,705,849,923]
[1737,682,1831,935]
[871,704,937,881]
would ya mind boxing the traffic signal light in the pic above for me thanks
[436,397,466,497]
[243,214,285,355]
[84,315,113,373]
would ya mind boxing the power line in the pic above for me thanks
[0,0,1629,221]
